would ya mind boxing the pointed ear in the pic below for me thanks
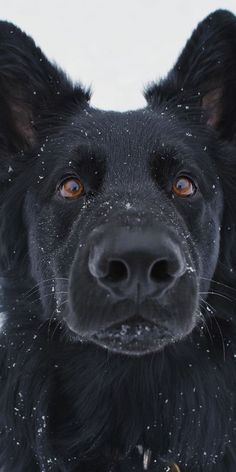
[145,10,236,140]
[0,21,90,152]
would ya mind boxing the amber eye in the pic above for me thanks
[58,177,84,199]
[172,176,196,197]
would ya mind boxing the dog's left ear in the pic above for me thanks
[0,21,90,152]
[145,9,236,140]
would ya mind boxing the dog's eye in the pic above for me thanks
[58,177,84,199]
[172,176,196,197]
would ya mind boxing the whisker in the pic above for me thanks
[200,298,226,361]
[200,277,236,293]
[47,313,58,340]
[26,319,50,353]
[23,278,69,298]
[199,291,235,302]
[198,306,214,345]
[200,297,216,314]
[48,299,69,341]
[26,291,68,305]
[51,319,64,341]
[212,316,226,362]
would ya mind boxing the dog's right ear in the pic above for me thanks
[0,21,90,153]
[145,10,236,140]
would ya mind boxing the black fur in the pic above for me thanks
[0,9,236,472]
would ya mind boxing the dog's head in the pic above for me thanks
[1,10,236,355]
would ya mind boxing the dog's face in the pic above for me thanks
[25,109,223,355]
[0,10,235,356]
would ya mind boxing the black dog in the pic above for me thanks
[0,8,236,472]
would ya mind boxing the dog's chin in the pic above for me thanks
[65,316,190,357]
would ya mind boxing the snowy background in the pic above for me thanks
[2,0,236,111]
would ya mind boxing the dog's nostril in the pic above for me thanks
[150,259,172,283]
[105,260,128,283]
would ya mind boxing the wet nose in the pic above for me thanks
[88,227,186,300]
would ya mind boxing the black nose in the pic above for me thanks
[88,227,186,300]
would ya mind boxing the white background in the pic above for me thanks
[2,0,236,110]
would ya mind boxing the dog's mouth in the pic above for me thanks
[83,316,186,356]
[65,291,197,356]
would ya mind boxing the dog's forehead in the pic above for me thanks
[65,107,207,176]
[72,107,167,155]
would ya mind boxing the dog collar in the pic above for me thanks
[168,465,181,472]
[140,447,181,471]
